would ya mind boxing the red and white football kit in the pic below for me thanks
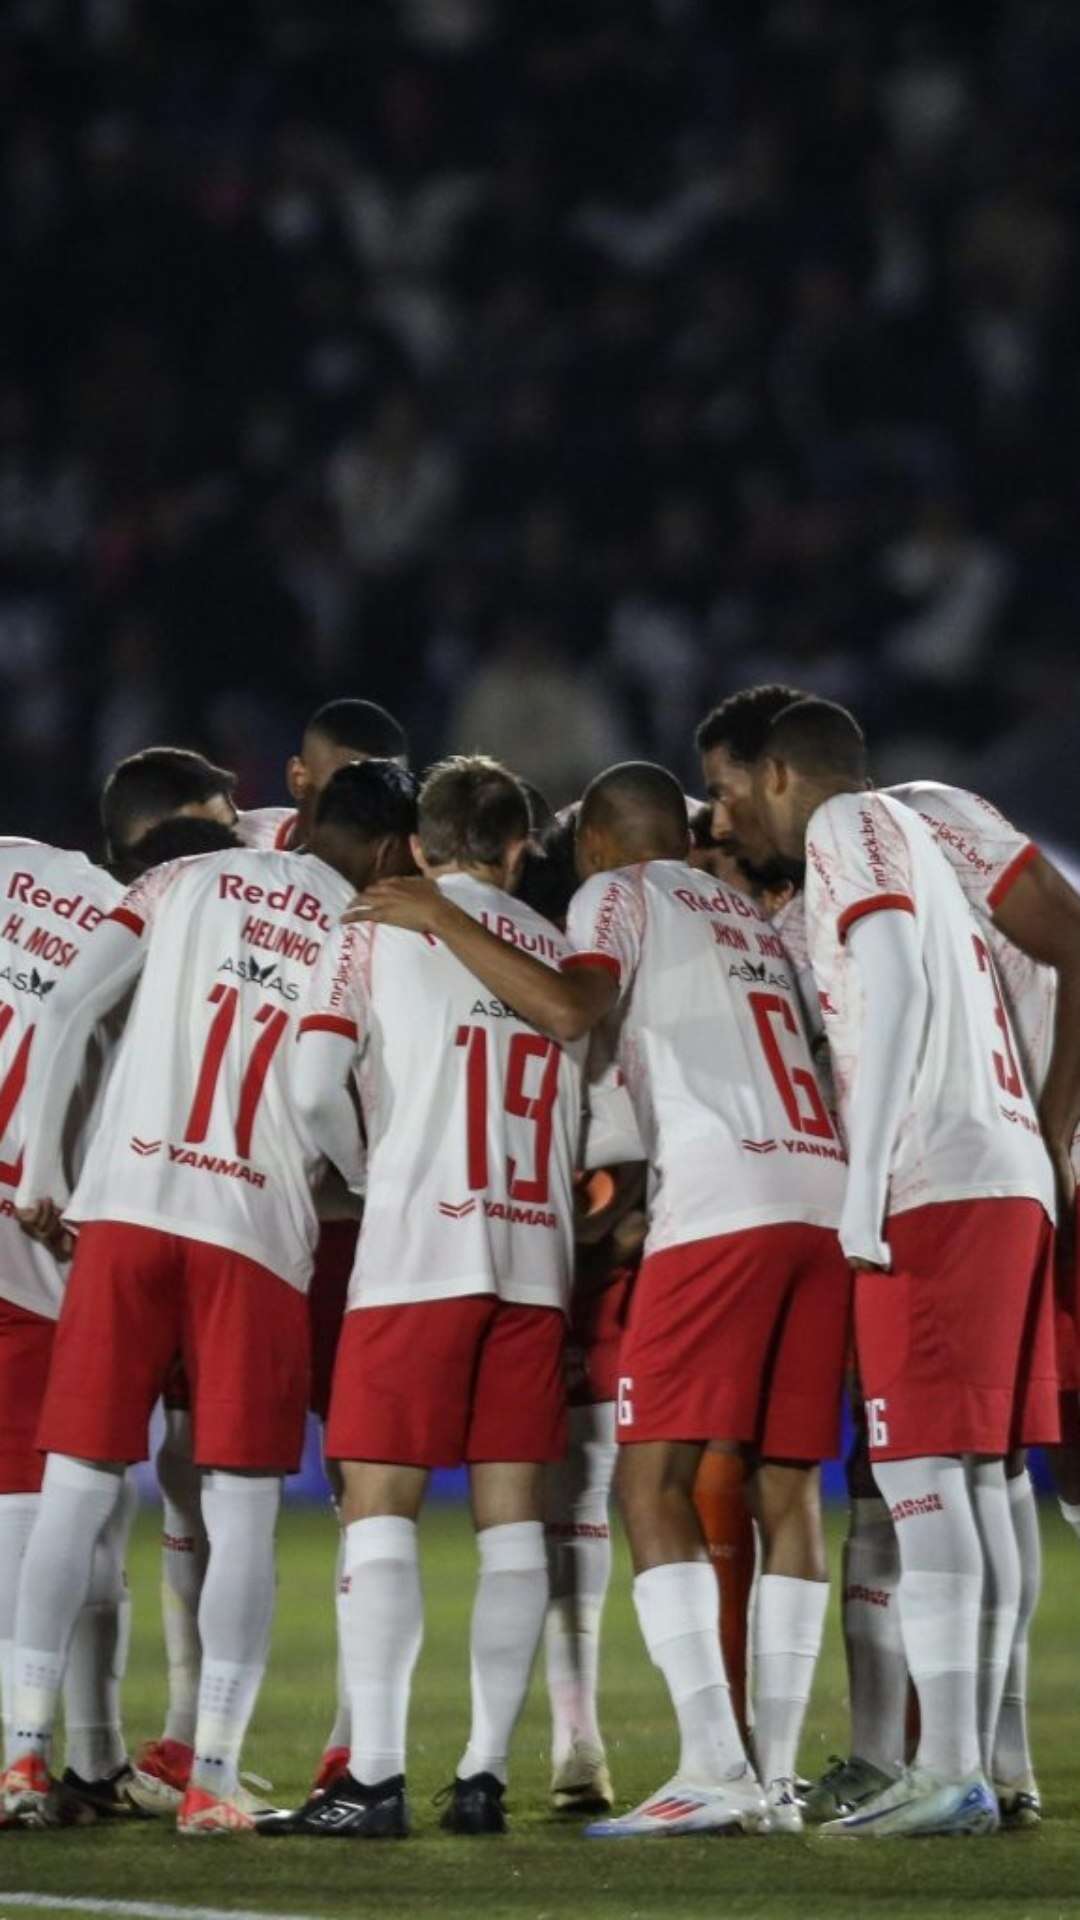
[236,807,298,852]
[0,840,120,1491]
[803,791,1058,1460]
[297,874,585,1469]
[890,779,1080,1403]
[17,847,356,1472]
[565,860,850,1458]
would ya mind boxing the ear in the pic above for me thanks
[761,753,788,798]
[410,832,433,877]
[286,755,310,804]
[502,837,529,891]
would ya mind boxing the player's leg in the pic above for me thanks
[60,1470,139,1814]
[178,1243,308,1836]
[5,1223,180,1824]
[544,1399,617,1811]
[968,1455,1021,1781]
[306,1220,357,1796]
[992,1454,1042,1824]
[0,1296,56,1780]
[745,1460,829,1828]
[129,1394,206,1812]
[440,1302,566,1836]
[692,1442,754,1739]
[314,1451,352,1794]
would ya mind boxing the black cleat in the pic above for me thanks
[437,1772,508,1835]
[255,1769,409,1839]
[54,1764,152,1823]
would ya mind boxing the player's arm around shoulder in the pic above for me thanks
[291,923,367,1190]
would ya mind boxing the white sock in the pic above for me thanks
[633,1560,749,1785]
[544,1401,616,1765]
[1059,1496,1080,1543]
[324,1527,351,1754]
[994,1469,1041,1786]
[0,1494,40,1766]
[191,1472,280,1798]
[63,1474,136,1781]
[969,1460,1021,1776]
[343,1515,423,1786]
[10,1456,123,1762]
[841,1496,907,1773]
[157,1411,207,1748]
[753,1574,828,1786]
[873,1457,983,1780]
[458,1521,549,1786]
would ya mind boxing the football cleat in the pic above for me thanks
[310,1746,351,1796]
[803,1754,896,1824]
[54,1763,151,1823]
[437,1772,508,1835]
[818,1765,1000,1838]
[760,1777,804,1834]
[551,1740,614,1814]
[586,1768,768,1838]
[996,1777,1042,1830]
[178,1780,277,1835]
[256,1770,409,1839]
[129,1737,194,1814]
[4,1753,67,1827]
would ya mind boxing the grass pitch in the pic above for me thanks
[3,1500,1080,1920]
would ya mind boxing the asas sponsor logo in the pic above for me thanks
[0,961,55,1001]
[470,996,518,1019]
[728,958,792,991]
[219,954,299,1002]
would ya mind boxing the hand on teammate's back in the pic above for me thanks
[344,877,445,933]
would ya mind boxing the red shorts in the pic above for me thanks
[326,1296,566,1469]
[0,1297,55,1493]
[567,1261,637,1407]
[308,1220,358,1421]
[1054,1194,1080,1394]
[857,1197,1059,1461]
[615,1222,851,1459]
[39,1222,310,1472]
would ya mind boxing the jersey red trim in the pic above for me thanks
[562,951,621,983]
[274,811,299,852]
[107,906,145,937]
[298,1013,359,1042]
[837,893,915,944]
[987,841,1038,913]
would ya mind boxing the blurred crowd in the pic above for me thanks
[3,0,1080,847]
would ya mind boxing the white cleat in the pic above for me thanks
[819,1765,1000,1839]
[585,1768,767,1838]
[803,1754,896,1823]
[760,1778,804,1834]
[551,1740,614,1814]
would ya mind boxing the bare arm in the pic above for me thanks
[348,878,618,1042]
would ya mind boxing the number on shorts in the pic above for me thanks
[971,933,1023,1099]
[0,1000,33,1184]
[185,984,290,1157]
[454,1025,562,1202]
[747,991,835,1138]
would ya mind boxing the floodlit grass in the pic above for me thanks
[3,1500,1079,1919]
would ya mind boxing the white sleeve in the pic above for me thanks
[291,1027,366,1192]
[581,1064,645,1171]
[17,918,149,1210]
[839,907,928,1266]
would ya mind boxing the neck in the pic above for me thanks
[426,860,509,889]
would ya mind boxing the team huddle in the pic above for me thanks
[1,685,1078,1843]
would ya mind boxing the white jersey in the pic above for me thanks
[803,791,1054,1220]
[565,860,845,1258]
[299,874,584,1312]
[237,806,298,852]
[22,848,354,1291]
[0,840,121,1317]
[887,781,1060,1134]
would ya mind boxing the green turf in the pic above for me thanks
[2,1502,1079,1919]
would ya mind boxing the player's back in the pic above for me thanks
[570,860,845,1256]
[71,847,353,1288]
[236,806,297,852]
[0,838,120,1315]
[325,873,584,1312]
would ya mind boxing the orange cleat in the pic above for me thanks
[4,1752,55,1826]
[177,1781,274,1834]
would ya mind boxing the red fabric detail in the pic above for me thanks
[987,841,1038,912]
[837,892,915,944]
[107,906,145,937]
[298,1013,358,1041]
[562,950,621,981]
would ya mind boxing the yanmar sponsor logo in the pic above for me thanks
[1000,1104,1041,1137]
[130,1136,267,1189]
[842,1583,891,1609]
[742,1135,846,1163]
[889,1492,944,1522]
[436,1196,558,1230]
